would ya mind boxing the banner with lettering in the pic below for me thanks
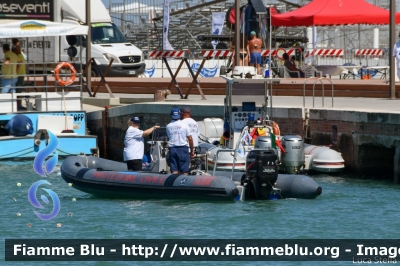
[163,0,174,51]
[211,12,225,50]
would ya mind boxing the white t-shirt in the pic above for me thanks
[393,42,400,68]
[182,117,199,147]
[166,120,191,147]
[123,126,144,161]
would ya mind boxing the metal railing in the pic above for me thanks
[0,70,83,113]
[303,77,334,108]
[211,148,235,177]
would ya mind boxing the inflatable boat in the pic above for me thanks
[197,118,345,174]
[60,156,239,201]
[60,155,322,201]
[304,144,345,173]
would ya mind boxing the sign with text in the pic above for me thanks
[5,239,400,261]
[0,0,54,21]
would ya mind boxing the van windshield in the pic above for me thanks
[91,23,128,44]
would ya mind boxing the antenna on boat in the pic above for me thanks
[61,88,74,134]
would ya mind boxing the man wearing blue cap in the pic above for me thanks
[123,116,160,171]
[166,107,194,174]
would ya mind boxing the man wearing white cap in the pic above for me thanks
[166,108,194,174]
[123,116,159,171]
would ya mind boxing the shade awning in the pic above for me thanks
[0,20,88,38]
[271,0,400,27]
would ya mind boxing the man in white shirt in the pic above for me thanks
[180,106,199,149]
[166,108,194,174]
[123,116,159,171]
[393,31,400,81]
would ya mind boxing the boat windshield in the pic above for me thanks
[91,22,128,44]
[152,127,169,142]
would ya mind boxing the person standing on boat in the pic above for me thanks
[248,31,262,75]
[1,44,18,93]
[180,106,199,150]
[166,108,194,174]
[123,116,160,171]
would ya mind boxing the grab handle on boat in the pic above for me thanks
[212,149,235,176]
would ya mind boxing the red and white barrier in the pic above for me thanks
[354,49,384,57]
[260,49,296,57]
[202,50,232,58]
[306,49,344,57]
[149,50,187,58]
[201,49,298,58]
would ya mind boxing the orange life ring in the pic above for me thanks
[272,121,281,136]
[54,62,76,86]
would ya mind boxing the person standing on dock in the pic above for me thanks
[12,45,26,92]
[1,44,18,93]
[166,108,194,174]
[123,116,159,171]
[248,31,262,75]
[393,31,400,81]
[180,106,199,150]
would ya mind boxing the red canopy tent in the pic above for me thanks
[271,0,400,26]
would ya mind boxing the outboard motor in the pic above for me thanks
[242,149,278,200]
[280,135,305,174]
[254,136,272,149]
[254,136,281,164]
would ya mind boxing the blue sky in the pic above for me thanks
[101,0,110,8]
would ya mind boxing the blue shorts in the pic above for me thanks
[250,52,261,64]
[169,146,189,173]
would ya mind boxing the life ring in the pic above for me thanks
[276,48,286,60]
[54,62,76,86]
[272,121,281,136]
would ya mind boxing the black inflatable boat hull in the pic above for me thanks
[214,172,322,199]
[61,156,239,200]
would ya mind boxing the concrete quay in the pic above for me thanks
[84,91,400,182]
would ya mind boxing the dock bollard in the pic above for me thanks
[154,89,171,102]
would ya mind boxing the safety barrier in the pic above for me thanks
[354,49,384,57]
[149,50,205,99]
[305,49,344,57]
[143,48,389,79]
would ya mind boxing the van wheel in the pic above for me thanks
[91,69,98,77]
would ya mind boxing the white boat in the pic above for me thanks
[0,91,98,159]
[0,19,98,160]
[196,77,345,174]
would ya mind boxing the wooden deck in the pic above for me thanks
[33,77,400,98]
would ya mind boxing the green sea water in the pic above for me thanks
[1,160,399,266]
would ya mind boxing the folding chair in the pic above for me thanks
[283,66,301,78]
[303,65,323,78]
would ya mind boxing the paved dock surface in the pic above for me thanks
[33,76,400,97]
[83,92,400,114]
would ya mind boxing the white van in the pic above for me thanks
[60,0,145,77]
[3,0,145,77]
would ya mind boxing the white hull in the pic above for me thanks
[304,144,345,173]
[198,143,246,171]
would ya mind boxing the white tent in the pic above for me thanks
[0,20,88,38]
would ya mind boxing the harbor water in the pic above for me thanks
[1,160,400,266]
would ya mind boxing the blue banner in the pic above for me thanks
[190,63,219,77]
